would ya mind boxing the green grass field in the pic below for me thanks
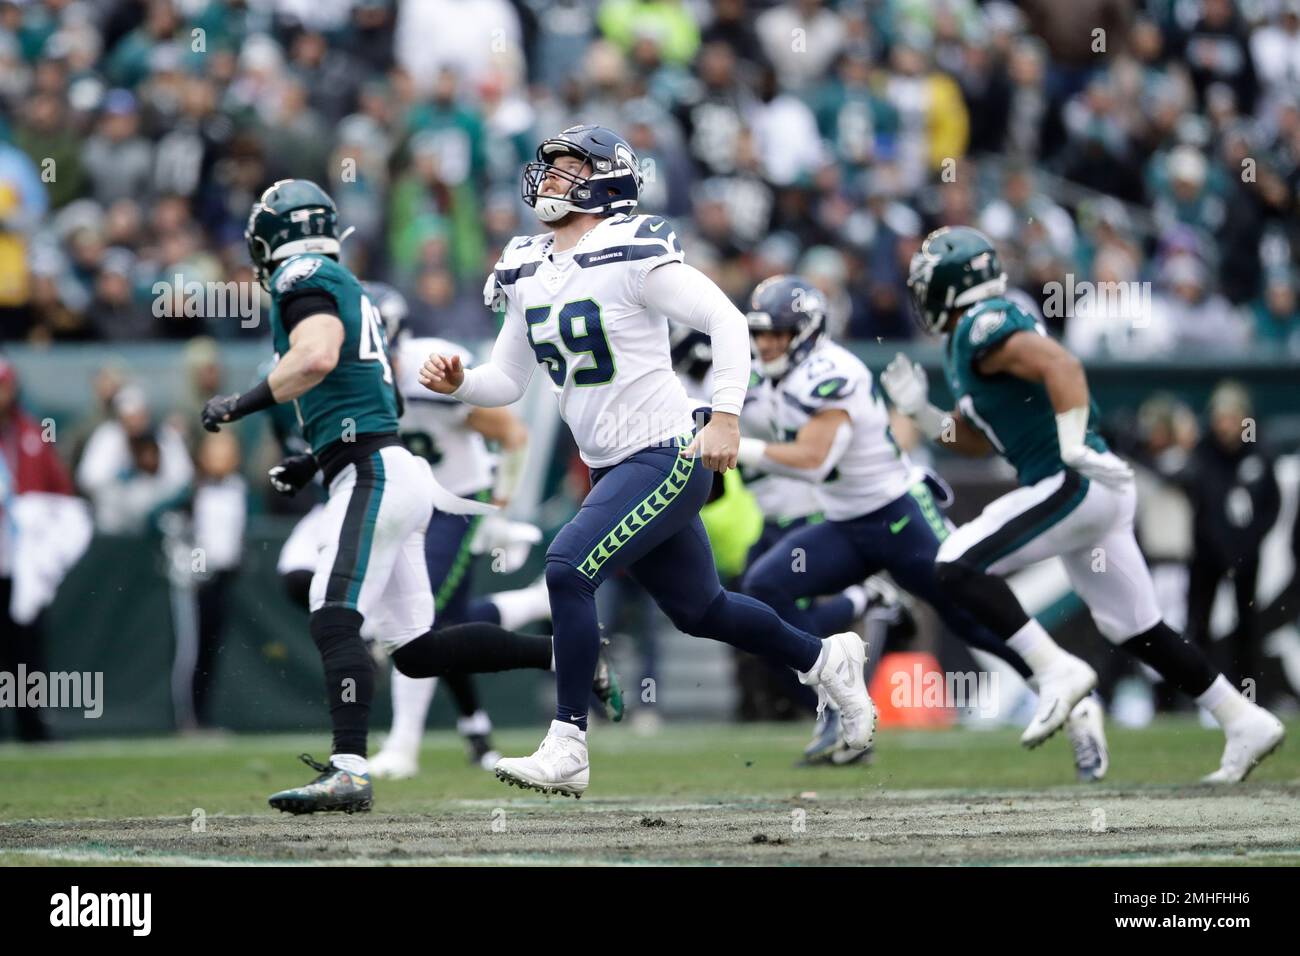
[1,717,1297,866]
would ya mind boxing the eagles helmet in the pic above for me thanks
[521,125,642,222]
[363,281,409,343]
[906,226,1007,335]
[746,274,828,379]
[246,179,345,291]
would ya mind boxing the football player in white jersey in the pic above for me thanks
[736,275,1109,778]
[672,326,902,764]
[420,125,875,796]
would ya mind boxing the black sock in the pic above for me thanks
[309,606,374,757]
[391,622,553,678]
[934,560,1031,639]
[1120,621,1217,699]
[443,673,481,718]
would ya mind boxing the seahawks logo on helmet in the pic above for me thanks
[522,125,642,223]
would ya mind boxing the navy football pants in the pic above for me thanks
[743,484,1032,679]
[546,439,824,730]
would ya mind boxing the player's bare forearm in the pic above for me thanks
[978,330,1088,413]
[762,409,848,471]
[940,411,994,456]
[467,406,528,450]
[1040,353,1089,413]
[269,313,343,402]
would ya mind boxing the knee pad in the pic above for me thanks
[544,556,595,598]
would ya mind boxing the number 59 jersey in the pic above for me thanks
[488,214,698,468]
[268,253,398,452]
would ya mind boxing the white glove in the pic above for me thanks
[880,352,930,415]
[1056,407,1132,488]
[880,352,949,440]
[470,513,542,573]
[1063,447,1134,488]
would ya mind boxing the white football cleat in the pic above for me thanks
[1203,704,1285,784]
[801,632,877,750]
[1022,655,1097,748]
[367,747,419,781]
[1066,693,1109,781]
[494,720,589,798]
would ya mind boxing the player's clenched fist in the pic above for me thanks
[682,411,740,474]
[419,353,464,394]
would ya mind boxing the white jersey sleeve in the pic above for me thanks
[642,261,749,415]
[487,214,702,468]
[399,335,495,496]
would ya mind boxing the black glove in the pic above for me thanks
[201,379,275,432]
[201,393,240,432]
[268,453,319,496]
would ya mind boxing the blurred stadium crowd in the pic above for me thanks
[0,0,1299,353]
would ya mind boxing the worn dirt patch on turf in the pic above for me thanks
[3,785,1299,865]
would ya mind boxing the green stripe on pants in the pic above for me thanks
[909,483,949,541]
[435,488,492,612]
[578,436,695,580]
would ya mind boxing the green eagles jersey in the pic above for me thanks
[268,254,398,452]
[944,297,1107,486]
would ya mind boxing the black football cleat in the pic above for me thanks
[268,753,373,815]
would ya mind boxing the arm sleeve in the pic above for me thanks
[453,296,537,407]
[642,261,748,416]
[280,289,339,332]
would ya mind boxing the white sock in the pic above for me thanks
[549,718,587,743]
[331,753,368,775]
[1006,619,1069,674]
[843,585,868,619]
[1196,674,1251,726]
[798,639,830,685]
[490,580,553,631]
[457,709,493,737]
[384,670,437,755]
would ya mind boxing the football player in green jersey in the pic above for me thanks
[885,225,1283,783]
[202,180,502,812]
